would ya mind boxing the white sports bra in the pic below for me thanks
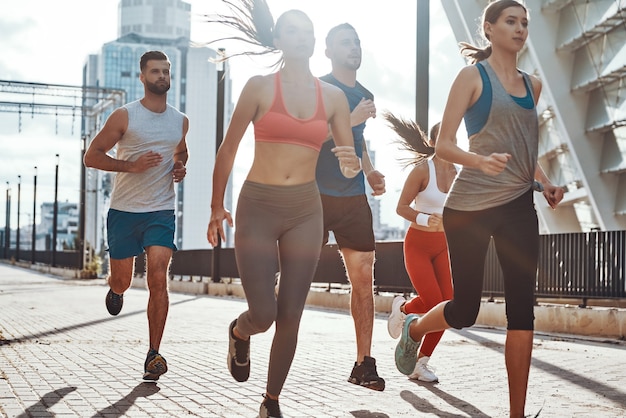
[414,159,448,215]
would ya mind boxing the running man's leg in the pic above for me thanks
[145,245,173,352]
[108,257,134,294]
[341,248,375,362]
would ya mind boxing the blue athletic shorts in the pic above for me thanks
[106,209,177,259]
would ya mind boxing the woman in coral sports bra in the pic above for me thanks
[205,1,360,417]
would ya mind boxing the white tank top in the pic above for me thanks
[414,159,448,215]
[109,100,185,212]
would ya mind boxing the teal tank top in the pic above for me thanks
[445,61,538,211]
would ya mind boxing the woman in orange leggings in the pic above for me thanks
[384,117,456,382]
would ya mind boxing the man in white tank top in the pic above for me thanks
[84,50,189,381]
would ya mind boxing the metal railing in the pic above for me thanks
[2,231,625,302]
[483,230,626,304]
[2,249,81,269]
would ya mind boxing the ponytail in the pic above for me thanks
[459,42,492,64]
[383,111,434,168]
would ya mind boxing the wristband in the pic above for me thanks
[416,213,430,227]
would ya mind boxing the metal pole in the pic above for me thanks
[32,166,37,264]
[52,154,59,267]
[4,182,9,259]
[416,0,430,131]
[16,175,21,261]
[212,48,226,283]
[79,135,86,271]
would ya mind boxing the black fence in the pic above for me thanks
[483,230,626,304]
[3,231,625,302]
[2,248,82,269]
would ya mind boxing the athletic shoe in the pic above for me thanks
[387,295,407,339]
[227,319,250,382]
[408,356,438,382]
[348,356,386,391]
[143,349,168,381]
[259,395,282,418]
[395,314,421,375]
[105,289,123,316]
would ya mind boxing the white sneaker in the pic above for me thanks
[408,356,438,382]
[387,295,407,339]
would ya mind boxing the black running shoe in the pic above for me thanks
[105,289,123,316]
[143,349,168,381]
[259,395,282,418]
[227,319,250,382]
[348,356,386,391]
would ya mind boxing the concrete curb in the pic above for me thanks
[5,262,624,341]
[131,277,626,341]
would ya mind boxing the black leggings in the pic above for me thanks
[234,180,323,396]
[443,189,538,331]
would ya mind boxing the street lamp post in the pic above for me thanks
[52,154,59,267]
[79,135,86,271]
[31,166,37,264]
[4,182,10,259]
[16,175,21,261]
[212,48,227,283]
[416,0,430,131]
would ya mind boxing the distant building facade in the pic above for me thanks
[40,201,79,250]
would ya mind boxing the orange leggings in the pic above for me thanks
[403,228,453,357]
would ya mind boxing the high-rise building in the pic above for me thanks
[82,0,233,256]
[442,0,626,232]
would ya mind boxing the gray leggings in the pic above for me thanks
[234,180,323,396]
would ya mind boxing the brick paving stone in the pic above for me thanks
[1,263,625,417]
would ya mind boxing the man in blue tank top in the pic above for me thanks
[84,50,189,382]
[317,23,387,391]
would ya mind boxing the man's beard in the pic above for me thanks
[345,58,361,71]
[146,80,170,95]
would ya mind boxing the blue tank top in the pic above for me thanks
[316,73,373,197]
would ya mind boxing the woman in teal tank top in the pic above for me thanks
[393,2,565,417]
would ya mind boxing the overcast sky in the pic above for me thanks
[1,0,467,229]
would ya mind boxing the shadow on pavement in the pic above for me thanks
[91,382,160,418]
[350,411,390,417]
[458,328,626,409]
[0,296,201,346]
[401,386,490,417]
[16,386,77,418]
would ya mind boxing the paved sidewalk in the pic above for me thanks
[0,264,625,417]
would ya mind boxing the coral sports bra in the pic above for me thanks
[254,72,329,152]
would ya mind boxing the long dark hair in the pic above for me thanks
[198,0,276,61]
[383,111,434,168]
[199,0,311,67]
[459,0,527,64]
